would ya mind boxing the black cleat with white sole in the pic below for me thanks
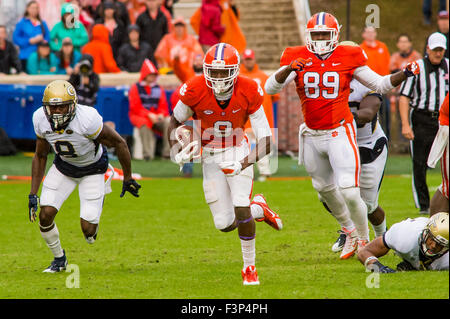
[331,230,346,253]
[43,250,68,273]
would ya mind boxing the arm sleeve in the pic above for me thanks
[352,65,395,94]
[249,106,272,140]
[265,66,297,95]
[173,100,194,123]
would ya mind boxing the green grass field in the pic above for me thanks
[0,154,448,299]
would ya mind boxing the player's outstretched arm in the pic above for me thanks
[353,94,382,126]
[29,137,50,222]
[96,124,141,198]
[96,124,133,181]
[357,237,395,273]
[353,61,419,94]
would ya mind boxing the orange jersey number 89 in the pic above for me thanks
[303,71,340,99]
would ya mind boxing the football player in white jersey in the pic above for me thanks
[358,212,449,272]
[326,78,389,254]
[28,80,141,273]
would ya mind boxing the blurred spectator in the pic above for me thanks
[26,41,58,74]
[37,0,62,29]
[12,0,50,71]
[128,0,147,24]
[0,25,23,75]
[95,0,128,59]
[424,11,449,59]
[56,37,82,75]
[82,24,121,73]
[360,26,390,76]
[50,3,89,53]
[422,0,446,25]
[68,0,96,33]
[390,34,423,74]
[389,34,423,148]
[136,0,169,52]
[117,24,156,72]
[96,0,130,27]
[360,26,391,139]
[222,0,239,19]
[154,17,203,69]
[162,0,179,16]
[158,0,173,32]
[68,54,100,107]
[240,48,278,181]
[172,52,203,83]
[128,59,170,160]
[198,0,224,52]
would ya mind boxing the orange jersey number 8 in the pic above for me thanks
[303,71,340,99]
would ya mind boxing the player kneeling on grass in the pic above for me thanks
[28,80,141,273]
[358,212,449,273]
[168,43,283,285]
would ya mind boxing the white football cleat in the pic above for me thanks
[340,228,358,260]
[251,194,283,230]
[242,265,260,285]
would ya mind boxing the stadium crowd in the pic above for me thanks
[0,1,448,179]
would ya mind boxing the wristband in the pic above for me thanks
[364,256,379,268]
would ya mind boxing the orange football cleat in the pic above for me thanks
[251,194,283,230]
[242,265,260,285]
[340,227,359,260]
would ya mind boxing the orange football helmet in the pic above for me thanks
[203,43,240,94]
[305,12,341,55]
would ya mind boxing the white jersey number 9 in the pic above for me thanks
[213,121,233,137]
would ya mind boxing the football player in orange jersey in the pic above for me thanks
[428,93,449,216]
[168,43,283,285]
[265,12,420,259]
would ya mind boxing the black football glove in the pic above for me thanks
[28,194,39,222]
[368,261,396,273]
[396,260,416,272]
[120,179,141,198]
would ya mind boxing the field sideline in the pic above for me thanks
[0,154,448,299]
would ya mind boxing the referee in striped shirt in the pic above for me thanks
[399,32,449,215]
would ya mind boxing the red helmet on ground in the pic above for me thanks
[305,12,341,55]
[203,43,240,94]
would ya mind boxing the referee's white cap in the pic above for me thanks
[428,32,447,50]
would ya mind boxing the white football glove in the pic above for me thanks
[219,161,242,176]
[174,140,200,171]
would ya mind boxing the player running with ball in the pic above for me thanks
[168,43,282,285]
[265,12,419,259]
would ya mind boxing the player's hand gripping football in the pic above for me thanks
[28,194,39,222]
[403,61,420,77]
[289,57,312,72]
[219,161,242,177]
[120,178,141,198]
